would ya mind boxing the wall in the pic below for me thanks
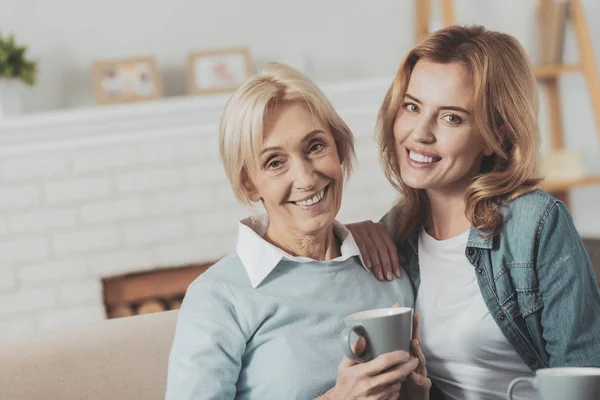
[0,0,411,112]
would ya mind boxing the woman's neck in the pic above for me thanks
[264,221,340,261]
[425,188,471,240]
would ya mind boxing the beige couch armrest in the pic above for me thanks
[0,310,177,400]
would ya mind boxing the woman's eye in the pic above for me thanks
[444,114,462,124]
[309,143,324,153]
[405,103,419,112]
[267,160,283,169]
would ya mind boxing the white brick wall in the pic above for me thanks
[81,198,146,224]
[45,177,111,204]
[0,267,16,291]
[0,80,407,339]
[0,288,56,318]
[9,208,78,233]
[0,185,40,210]
[0,237,49,263]
[18,259,88,287]
[55,280,103,306]
[0,155,70,182]
[116,168,183,193]
[0,316,37,339]
[53,227,120,255]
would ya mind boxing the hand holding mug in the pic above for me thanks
[324,340,418,400]
[401,314,431,400]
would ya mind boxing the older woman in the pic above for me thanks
[166,62,422,400]
[350,25,600,399]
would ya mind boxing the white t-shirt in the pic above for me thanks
[416,228,537,400]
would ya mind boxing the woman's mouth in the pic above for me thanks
[291,185,329,210]
[407,149,442,166]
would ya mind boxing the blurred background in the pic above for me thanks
[0,0,598,339]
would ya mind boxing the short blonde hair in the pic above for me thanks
[219,62,355,204]
[379,25,541,243]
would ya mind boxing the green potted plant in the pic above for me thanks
[0,33,37,117]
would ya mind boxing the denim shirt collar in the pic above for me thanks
[467,227,493,249]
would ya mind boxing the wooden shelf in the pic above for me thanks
[534,63,582,79]
[542,175,600,192]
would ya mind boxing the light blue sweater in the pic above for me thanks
[166,254,414,400]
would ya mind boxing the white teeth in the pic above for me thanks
[409,151,437,164]
[295,188,325,207]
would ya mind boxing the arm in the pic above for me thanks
[166,277,245,400]
[537,202,600,367]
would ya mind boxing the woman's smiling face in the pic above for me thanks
[394,60,493,195]
[244,101,344,236]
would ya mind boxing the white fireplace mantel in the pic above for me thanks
[0,78,391,155]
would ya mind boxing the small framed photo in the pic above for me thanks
[92,56,163,105]
[187,48,254,95]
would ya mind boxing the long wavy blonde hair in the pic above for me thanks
[379,25,541,244]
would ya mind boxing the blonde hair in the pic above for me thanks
[379,25,541,243]
[219,62,355,204]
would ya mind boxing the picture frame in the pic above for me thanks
[92,56,163,105]
[187,47,254,95]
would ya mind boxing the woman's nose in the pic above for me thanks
[292,159,318,190]
[410,119,436,144]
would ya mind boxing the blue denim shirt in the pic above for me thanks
[382,189,600,371]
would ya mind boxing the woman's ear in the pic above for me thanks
[241,170,261,203]
[483,146,494,157]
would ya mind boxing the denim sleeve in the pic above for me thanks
[165,278,245,399]
[537,202,600,367]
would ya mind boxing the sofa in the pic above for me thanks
[0,310,177,400]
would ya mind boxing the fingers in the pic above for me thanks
[361,350,412,376]
[338,355,358,368]
[407,371,432,390]
[370,357,419,388]
[374,222,402,278]
[373,383,402,400]
[351,335,367,358]
[411,338,427,375]
[348,221,403,281]
[412,313,421,341]
[360,222,387,281]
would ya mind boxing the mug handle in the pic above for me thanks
[340,325,369,363]
[506,377,536,400]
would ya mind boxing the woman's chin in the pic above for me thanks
[292,210,337,235]
[400,174,430,190]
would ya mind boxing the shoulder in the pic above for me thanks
[503,189,560,216]
[501,189,567,237]
[186,253,252,297]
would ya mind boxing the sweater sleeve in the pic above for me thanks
[537,201,600,367]
[166,276,246,399]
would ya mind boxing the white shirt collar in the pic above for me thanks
[236,214,368,288]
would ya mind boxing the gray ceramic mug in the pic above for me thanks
[506,367,600,400]
[340,307,413,363]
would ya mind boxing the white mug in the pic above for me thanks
[506,367,600,400]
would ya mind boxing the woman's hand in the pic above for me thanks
[400,314,432,400]
[346,221,406,281]
[318,337,419,400]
